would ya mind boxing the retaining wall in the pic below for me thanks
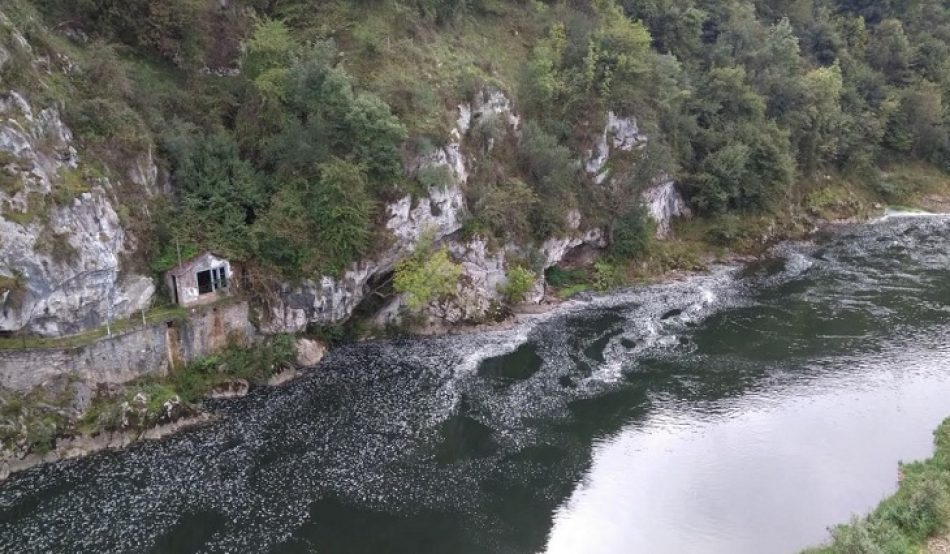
[0,301,254,391]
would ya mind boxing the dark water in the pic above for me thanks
[2,214,950,554]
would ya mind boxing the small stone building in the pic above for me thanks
[165,252,233,307]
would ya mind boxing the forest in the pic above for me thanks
[6,0,950,295]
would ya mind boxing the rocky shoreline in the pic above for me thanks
[0,413,213,481]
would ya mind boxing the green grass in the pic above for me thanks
[279,0,541,137]
[0,305,187,350]
[804,418,950,553]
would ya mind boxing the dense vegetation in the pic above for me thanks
[806,418,950,553]
[9,0,950,294]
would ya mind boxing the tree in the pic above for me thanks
[163,131,264,258]
[500,266,536,304]
[583,2,654,111]
[241,19,295,82]
[797,63,845,171]
[473,179,539,242]
[611,204,653,260]
[308,160,375,272]
[868,19,913,84]
[345,93,408,184]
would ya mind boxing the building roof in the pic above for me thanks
[165,251,227,277]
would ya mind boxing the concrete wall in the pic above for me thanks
[0,301,254,391]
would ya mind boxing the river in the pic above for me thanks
[1,214,949,553]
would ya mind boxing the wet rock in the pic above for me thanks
[206,380,249,400]
[267,367,299,387]
[295,338,326,367]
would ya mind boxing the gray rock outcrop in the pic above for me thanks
[0,90,155,336]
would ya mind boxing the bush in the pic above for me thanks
[545,266,586,288]
[308,160,375,272]
[611,205,653,260]
[500,266,536,304]
[472,178,538,242]
[886,472,950,538]
[592,261,625,292]
[161,130,264,259]
[810,419,950,553]
[394,237,462,312]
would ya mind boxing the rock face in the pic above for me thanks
[0,90,156,336]
[375,210,607,326]
[263,182,467,333]
[266,88,621,332]
[641,178,692,239]
[585,111,647,184]
[584,112,690,237]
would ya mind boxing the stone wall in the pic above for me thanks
[0,301,253,391]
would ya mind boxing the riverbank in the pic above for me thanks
[2,166,947,483]
[0,334,306,480]
[804,418,950,554]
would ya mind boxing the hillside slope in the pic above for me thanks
[1,0,949,338]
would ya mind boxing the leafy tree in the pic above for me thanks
[345,93,408,184]
[241,19,295,82]
[473,179,539,242]
[797,63,845,170]
[868,19,913,84]
[307,160,375,272]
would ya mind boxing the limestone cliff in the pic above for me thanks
[265,89,686,332]
[0,21,157,337]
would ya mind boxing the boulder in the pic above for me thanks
[295,338,326,367]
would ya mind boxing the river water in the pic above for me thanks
[2,215,950,553]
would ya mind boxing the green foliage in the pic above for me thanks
[150,242,199,274]
[648,241,707,272]
[252,32,407,185]
[545,266,587,288]
[241,18,295,81]
[161,131,264,259]
[394,236,463,312]
[417,164,455,189]
[592,260,625,291]
[307,159,375,271]
[611,205,653,260]
[807,419,950,553]
[23,0,950,304]
[472,178,538,242]
[517,121,578,238]
[252,159,374,277]
[172,334,295,402]
[500,266,536,304]
[39,0,215,66]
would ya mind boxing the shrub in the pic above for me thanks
[308,160,375,273]
[592,261,625,292]
[500,266,536,304]
[417,165,455,189]
[473,178,538,242]
[394,237,462,312]
[611,205,652,260]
